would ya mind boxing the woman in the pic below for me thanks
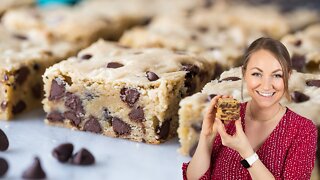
[182,37,317,179]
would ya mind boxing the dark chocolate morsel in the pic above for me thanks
[52,143,74,163]
[12,100,26,114]
[306,79,320,87]
[15,66,30,85]
[0,129,9,151]
[128,107,145,122]
[112,117,131,135]
[106,62,124,68]
[291,91,310,103]
[22,157,46,179]
[49,79,66,101]
[157,119,171,140]
[0,157,9,177]
[47,111,64,122]
[84,116,102,134]
[71,148,95,165]
[146,71,159,81]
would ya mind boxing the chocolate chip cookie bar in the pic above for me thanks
[0,25,80,120]
[42,40,215,144]
[178,67,320,156]
[216,98,240,121]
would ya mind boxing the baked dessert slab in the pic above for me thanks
[42,40,215,144]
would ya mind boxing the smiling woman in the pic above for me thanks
[183,37,317,180]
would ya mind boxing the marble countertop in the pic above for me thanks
[0,109,190,180]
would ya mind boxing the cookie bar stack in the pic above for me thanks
[216,98,240,122]
[42,40,215,143]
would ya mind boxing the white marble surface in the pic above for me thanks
[0,109,190,180]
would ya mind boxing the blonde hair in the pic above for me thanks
[241,37,292,101]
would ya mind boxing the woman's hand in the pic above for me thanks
[215,118,254,158]
[201,95,229,137]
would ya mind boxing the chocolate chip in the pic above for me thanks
[146,71,159,81]
[185,78,196,95]
[128,107,145,122]
[197,26,208,33]
[33,63,40,71]
[71,148,95,165]
[212,63,223,79]
[12,100,26,114]
[44,50,53,56]
[203,0,213,8]
[291,91,310,103]
[32,83,42,99]
[22,157,46,179]
[141,17,152,26]
[189,141,198,157]
[64,111,81,126]
[49,79,66,101]
[219,77,241,82]
[81,54,92,60]
[106,62,124,68]
[0,102,8,110]
[0,129,9,151]
[294,39,302,47]
[3,74,9,81]
[190,34,198,40]
[306,79,320,87]
[52,143,74,163]
[47,111,64,122]
[84,116,102,134]
[207,94,217,102]
[15,66,30,85]
[13,34,28,40]
[65,93,84,115]
[181,64,200,78]
[120,88,140,107]
[291,54,306,72]
[112,117,131,135]
[191,122,202,133]
[157,119,171,140]
[0,157,9,177]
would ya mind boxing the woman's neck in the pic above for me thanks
[248,101,283,122]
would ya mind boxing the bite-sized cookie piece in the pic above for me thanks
[178,67,320,156]
[216,98,240,121]
[281,24,320,73]
[0,25,80,120]
[42,40,215,144]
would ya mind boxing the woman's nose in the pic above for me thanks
[261,76,272,90]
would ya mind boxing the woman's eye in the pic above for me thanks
[274,74,283,78]
[251,73,261,77]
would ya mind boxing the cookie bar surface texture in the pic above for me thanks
[216,98,240,121]
[42,40,214,144]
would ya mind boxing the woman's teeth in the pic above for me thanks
[257,91,274,97]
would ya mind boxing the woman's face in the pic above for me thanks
[244,49,285,108]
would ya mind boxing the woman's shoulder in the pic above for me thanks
[284,107,317,134]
